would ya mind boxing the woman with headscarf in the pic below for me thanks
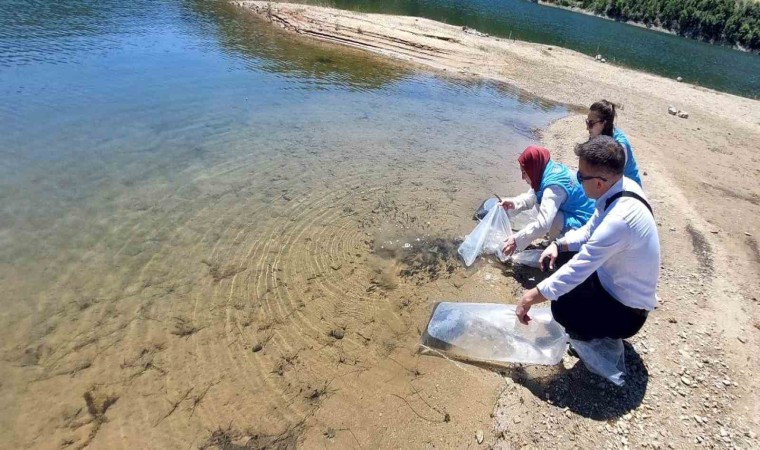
[500,146,595,256]
[586,100,642,186]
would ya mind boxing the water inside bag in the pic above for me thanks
[509,248,544,268]
[458,203,512,266]
[420,302,568,366]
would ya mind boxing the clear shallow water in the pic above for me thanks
[317,0,760,98]
[0,1,563,446]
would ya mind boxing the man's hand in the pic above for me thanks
[516,288,547,325]
[500,199,515,210]
[502,236,517,256]
[539,242,559,272]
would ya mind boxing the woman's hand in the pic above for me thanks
[502,236,517,256]
[500,199,515,210]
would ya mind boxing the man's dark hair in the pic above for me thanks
[574,135,625,175]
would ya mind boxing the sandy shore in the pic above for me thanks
[228,1,760,448]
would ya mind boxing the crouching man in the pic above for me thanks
[516,135,660,342]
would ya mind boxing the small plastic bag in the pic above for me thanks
[509,248,544,269]
[458,203,512,266]
[420,302,568,366]
[508,206,539,231]
[569,337,626,386]
[473,197,500,221]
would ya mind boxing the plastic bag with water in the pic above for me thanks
[569,337,627,386]
[473,197,500,221]
[420,302,568,366]
[474,198,539,232]
[458,203,512,266]
[508,206,539,231]
[509,248,544,268]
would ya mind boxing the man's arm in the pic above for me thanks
[537,215,630,300]
[558,207,599,252]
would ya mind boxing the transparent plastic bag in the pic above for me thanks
[509,248,544,268]
[508,206,539,231]
[458,203,512,266]
[420,302,568,366]
[569,337,626,386]
[473,197,500,221]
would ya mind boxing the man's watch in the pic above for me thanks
[552,239,563,252]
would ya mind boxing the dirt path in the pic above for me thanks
[230,2,760,449]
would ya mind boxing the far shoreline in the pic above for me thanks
[533,0,754,54]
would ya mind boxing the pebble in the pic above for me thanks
[681,376,692,386]
[476,430,484,444]
[330,329,345,339]
[252,342,263,352]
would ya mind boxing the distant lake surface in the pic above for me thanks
[317,0,760,98]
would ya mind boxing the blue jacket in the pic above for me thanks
[613,128,642,186]
[537,160,595,231]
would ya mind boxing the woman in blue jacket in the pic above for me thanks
[586,100,642,186]
[501,146,595,256]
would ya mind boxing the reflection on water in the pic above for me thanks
[313,0,760,98]
[0,0,567,447]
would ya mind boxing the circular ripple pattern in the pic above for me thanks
[0,1,564,446]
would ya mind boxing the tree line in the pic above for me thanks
[538,0,760,51]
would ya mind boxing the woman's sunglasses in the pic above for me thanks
[585,119,602,128]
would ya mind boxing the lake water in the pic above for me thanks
[320,0,760,98]
[0,0,564,447]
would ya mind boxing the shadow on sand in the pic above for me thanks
[497,341,648,420]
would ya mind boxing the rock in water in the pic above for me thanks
[677,76,683,82]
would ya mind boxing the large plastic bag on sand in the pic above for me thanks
[458,203,512,266]
[569,337,626,386]
[420,302,568,366]
[509,248,543,268]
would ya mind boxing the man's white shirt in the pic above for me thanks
[537,177,660,310]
